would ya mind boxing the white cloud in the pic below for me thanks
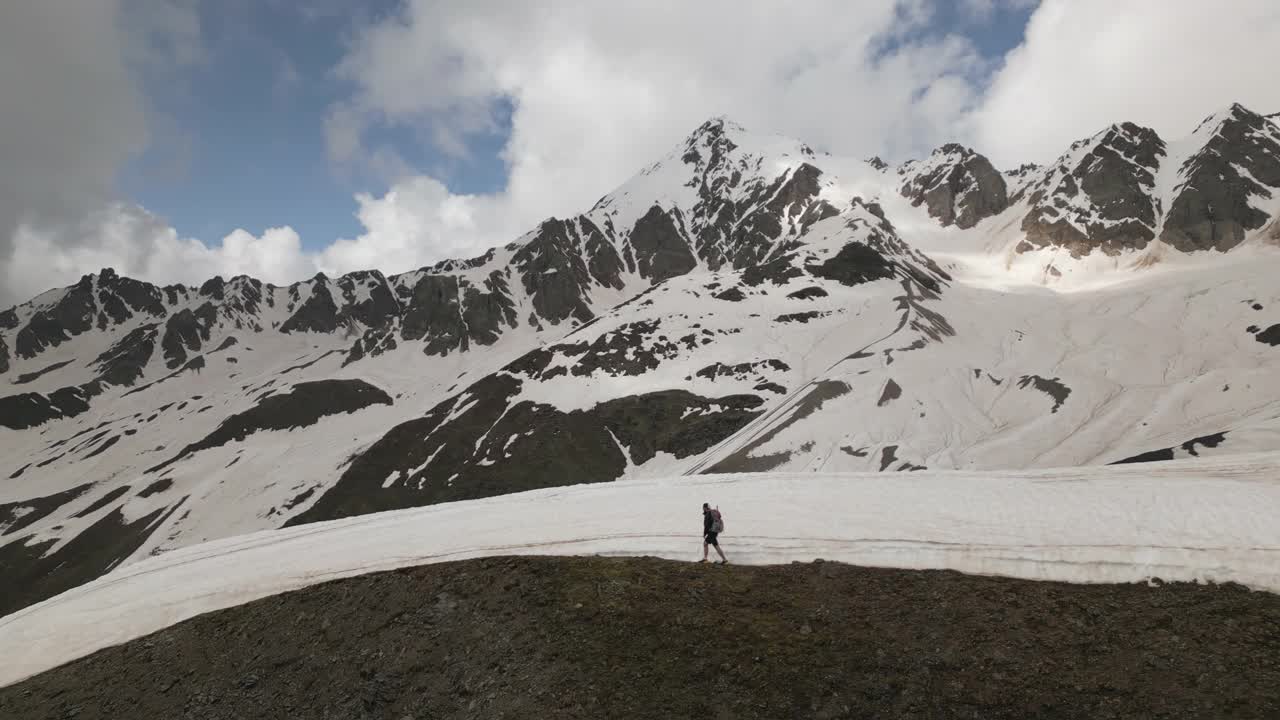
[0,3,146,265]
[313,0,986,277]
[3,206,319,303]
[7,0,1280,308]
[0,0,204,305]
[973,0,1280,167]
[317,177,519,277]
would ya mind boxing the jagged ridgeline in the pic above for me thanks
[3,105,1280,617]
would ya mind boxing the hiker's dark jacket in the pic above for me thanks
[703,510,715,535]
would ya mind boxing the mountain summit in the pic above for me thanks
[3,103,1280,617]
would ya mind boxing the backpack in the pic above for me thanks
[711,508,724,534]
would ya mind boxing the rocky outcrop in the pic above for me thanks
[513,218,612,326]
[160,306,215,369]
[460,272,518,347]
[286,370,762,525]
[1018,122,1165,257]
[628,205,697,282]
[0,386,95,430]
[400,274,464,355]
[335,271,400,329]
[899,144,1009,229]
[693,161,839,270]
[147,379,393,474]
[94,268,167,329]
[93,324,159,387]
[15,276,97,359]
[199,276,225,300]
[0,334,8,375]
[1159,104,1280,252]
[399,270,519,356]
[280,276,340,334]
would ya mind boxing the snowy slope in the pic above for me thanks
[2,453,1279,688]
[3,102,1280,621]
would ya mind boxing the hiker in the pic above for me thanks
[701,502,727,564]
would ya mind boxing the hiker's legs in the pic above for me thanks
[702,539,710,560]
[713,543,726,562]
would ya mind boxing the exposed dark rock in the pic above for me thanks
[1019,123,1166,257]
[1017,375,1071,413]
[212,336,238,352]
[628,205,697,282]
[160,308,212,369]
[867,156,888,171]
[1255,323,1280,346]
[0,308,16,329]
[1161,105,1280,252]
[581,217,626,291]
[99,268,166,319]
[706,380,850,473]
[502,347,558,378]
[0,483,94,537]
[774,311,826,324]
[120,354,206,397]
[401,274,467,356]
[713,286,746,301]
[740,254,804,287]
[513,218,606,326]
[877,379,902,407]
[13,359,75,385]
[879,445,899,471]
[1113,432,1230,464]
[806,242,896,286]
[695,359,790,381]
[138,479,174,498]
[73,486,132,518]
[786,286,827,300]
[93,324,158,386]
[80,434,121,460]
[900,144,1009,229]
[15,276,96,359]
[335,271,400,329]
[199,276,225,300]
[461,272,519,347]
[224,276,267,319]
[147,380,393,474]
[279,349,340,374]
[560,321,686,377]
[0,385,95,429]
[0,334,8,375]
[0,502,184,618]
[343,324,398,367]
[288,373,761,525]
[598,391,763,466]
[705,163,837,269]
[280,278,340,334]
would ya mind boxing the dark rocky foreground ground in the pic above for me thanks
[2,556,1277,719]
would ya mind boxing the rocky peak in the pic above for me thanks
[1159,102,1280,252]
[1016,120,1166,258]
[899,143,1009,229]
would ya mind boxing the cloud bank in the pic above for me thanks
[3,0,1280,305]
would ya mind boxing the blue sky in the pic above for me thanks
[117,0,1034,254]
[120,0,511,249]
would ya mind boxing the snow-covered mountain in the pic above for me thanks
[4,103,1280,618]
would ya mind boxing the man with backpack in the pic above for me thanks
[701,502,727,564]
